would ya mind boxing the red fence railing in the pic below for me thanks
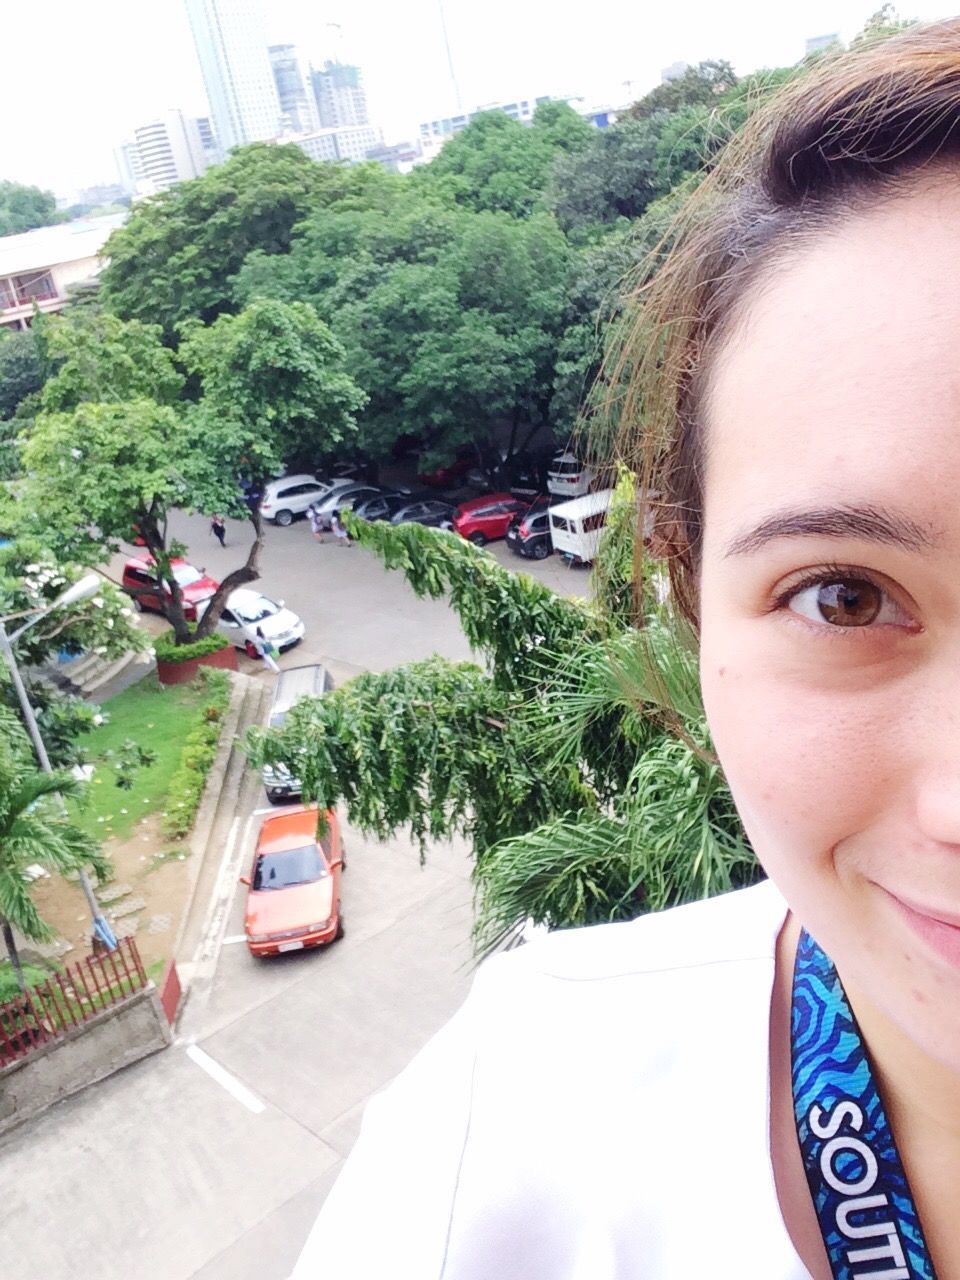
[0,935,148,1066]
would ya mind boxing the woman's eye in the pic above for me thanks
[785,576,911,629]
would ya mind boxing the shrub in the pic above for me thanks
[154,629,229,664]
[161,670,231,838]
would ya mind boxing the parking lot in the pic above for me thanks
[0,510,589,1280]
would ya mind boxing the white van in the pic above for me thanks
[262,663,334,802]
[548,489,612,565]
[546,451,596,498]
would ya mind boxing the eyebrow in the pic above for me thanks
[724,504,937,557]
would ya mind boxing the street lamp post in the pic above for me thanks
[0,572,117,949]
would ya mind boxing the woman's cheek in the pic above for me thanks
[701,658,893,881]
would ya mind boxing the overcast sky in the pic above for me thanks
[1,1,955,197]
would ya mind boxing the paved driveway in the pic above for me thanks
[0,515,588,1280]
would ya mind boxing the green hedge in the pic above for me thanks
[162,669,231,838]
[154,628,229,664]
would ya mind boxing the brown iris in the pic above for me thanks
[816,579,882,626]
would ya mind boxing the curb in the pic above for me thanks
[171,671,254,962]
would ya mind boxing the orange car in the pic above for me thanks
[241,805,344,957]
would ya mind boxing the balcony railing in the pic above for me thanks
[0,277,60,311]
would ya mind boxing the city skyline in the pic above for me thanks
[2,0,957,197]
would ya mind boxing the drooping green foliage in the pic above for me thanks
[248,516,760,952]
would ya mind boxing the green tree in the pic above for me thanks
[248,516,758,954]
[322,210,571,466]
[626,59,738,120]
[15,399,204,643]
[852,5,914,44]
[416,102,593,218]
[0,181,63,236]
[14,301,364,644]
[40,311,184,412]
[547,118,663,233]
[175,298,366,629]
[100,145,370,336]
[0,330,44,420]
[0,730,108,992]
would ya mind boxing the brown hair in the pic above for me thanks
[617,19,960,629]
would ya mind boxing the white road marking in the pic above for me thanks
[222,934,248,945]
[186,1045,265,1113]
[253,806,277,815]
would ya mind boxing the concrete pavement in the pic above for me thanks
[0,514,587,1280]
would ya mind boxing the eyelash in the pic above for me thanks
[770,562,917,633]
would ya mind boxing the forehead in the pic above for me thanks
[703,176,960,541]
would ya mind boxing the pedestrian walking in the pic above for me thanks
[253,627,280,674]
[331,509,352,547]
[210,514,226,548]
[308,504,325,543]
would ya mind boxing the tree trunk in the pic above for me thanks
[193,505,264,640]
[138,507,193,644]
[1,918,26,994]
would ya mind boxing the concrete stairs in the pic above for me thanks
[49,648,151,697]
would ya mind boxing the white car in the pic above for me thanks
[260,475,330,526]
[203,589,305,652]
[546,451,596,499]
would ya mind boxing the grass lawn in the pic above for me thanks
[74,675,213,842]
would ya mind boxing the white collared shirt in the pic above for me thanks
[292,880,809,1278]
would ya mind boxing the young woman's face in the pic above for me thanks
[699,175,960,1067]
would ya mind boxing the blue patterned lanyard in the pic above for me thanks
[791,929,937,1279]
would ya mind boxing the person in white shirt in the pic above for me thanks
[294,20,960,1278]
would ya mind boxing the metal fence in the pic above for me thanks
[0,935,148,1066]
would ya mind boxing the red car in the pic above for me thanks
[453,493,530,546]
[241,805,345,957]
[121,556,219,621]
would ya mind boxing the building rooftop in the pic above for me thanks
[0,212,127,278]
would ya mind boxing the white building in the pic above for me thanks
[115,141,146,194]
[418,94,551,158]
[0,213,127,331]
[293,124,381,164]
[184,0,281,153]
[311,61,369,128]
[120,110,219,194]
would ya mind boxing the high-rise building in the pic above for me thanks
[311,60,369,128]
[269,44,319,134]
[117,111,220,195]
[115,141,146,194]
[184,0,281,153]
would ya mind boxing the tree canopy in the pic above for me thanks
[0,180,63,237]
[100,144,382,336]
[415,102,594,218]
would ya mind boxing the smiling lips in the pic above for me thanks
[885,887,960,968]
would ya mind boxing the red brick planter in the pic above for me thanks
[156,644,238,686]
